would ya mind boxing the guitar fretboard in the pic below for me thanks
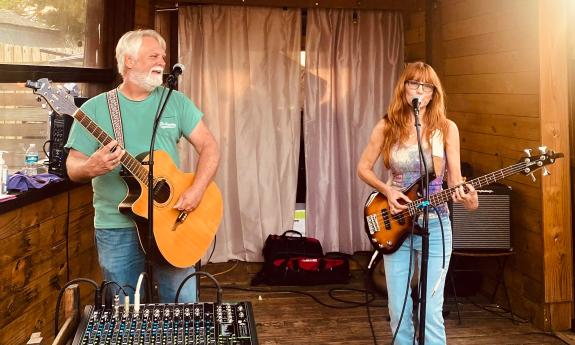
[406,161,529,216]
[74,109,152,186]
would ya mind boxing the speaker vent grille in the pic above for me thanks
[451,190,511,250]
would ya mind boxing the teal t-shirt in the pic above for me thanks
[65,87,203,228]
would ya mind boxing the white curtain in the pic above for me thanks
[178,6,302,262]
[304,9,404,254]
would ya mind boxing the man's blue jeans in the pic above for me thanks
[95,227,197,303]
[383,215,452,345]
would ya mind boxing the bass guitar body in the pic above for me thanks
[364,182,422,255]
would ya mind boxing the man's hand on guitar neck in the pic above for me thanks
[67,140,125,182]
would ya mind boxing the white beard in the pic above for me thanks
[129,68,163,92]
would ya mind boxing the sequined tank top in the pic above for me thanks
[389,142,449,216]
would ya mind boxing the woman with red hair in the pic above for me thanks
[357,62,478,344]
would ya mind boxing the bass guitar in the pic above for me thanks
[364,148,562,254]
[27,78,223,268]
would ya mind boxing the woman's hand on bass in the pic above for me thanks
[452,183,478,210]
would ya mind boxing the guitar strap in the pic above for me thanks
[105,89,125,148]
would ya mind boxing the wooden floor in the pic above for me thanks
[199,260,570,345]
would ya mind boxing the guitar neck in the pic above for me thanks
[74,109,149,185]
[408,161,527,215]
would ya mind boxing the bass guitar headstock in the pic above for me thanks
[519,146,563,182]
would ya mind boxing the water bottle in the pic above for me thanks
[0,151,7,194]
[25,144,39,176]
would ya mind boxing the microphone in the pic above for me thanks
[411,96,421,110]
[170,63,185,77]
[167,63,185,85]
[412,96,422,118]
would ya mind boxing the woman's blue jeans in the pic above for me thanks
[383,215,452,345]
[95,227,197,303]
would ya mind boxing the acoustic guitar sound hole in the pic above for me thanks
[153,179,171,204]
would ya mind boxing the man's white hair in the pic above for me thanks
[115,29,166,78]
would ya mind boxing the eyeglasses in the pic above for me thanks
[405,80,435,93]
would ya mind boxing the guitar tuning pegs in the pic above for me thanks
[41,103,46,109]
[528,173,536,182]
[524,149,532,157]
[543,167,550,176]
[538,146,547,154]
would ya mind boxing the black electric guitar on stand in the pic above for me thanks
[26,78,223,268]
[364,148,563,254]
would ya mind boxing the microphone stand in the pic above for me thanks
[144,73,179,302]
[413,99,431,345]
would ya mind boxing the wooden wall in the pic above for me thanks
[538,0,572,331]
[404,2,426,62]
[569,0,575,310]
[136,0,156,29]
[0,185,100,345]
[431,0,572,331]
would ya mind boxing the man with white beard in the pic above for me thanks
[65,30,219,303]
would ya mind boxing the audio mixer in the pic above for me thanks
[71,301,258,345]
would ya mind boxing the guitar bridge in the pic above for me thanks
[172,211,188,231]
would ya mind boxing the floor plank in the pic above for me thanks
[198,260,569,345]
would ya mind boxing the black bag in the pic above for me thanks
[262,230,323,261]
[252,230,351,286]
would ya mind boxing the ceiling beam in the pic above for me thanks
[156,0,420,11]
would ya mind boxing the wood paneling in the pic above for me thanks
[442,2,537,42]
[459,131,539,160]
[447,94,539,116]
[444,50,539,75]
[435,0,574,331]
[404,9,426,62]
[441,0,526,24]
[444,72,539,95]
[443,29,538,59]
[0,184,100,345]
[450,112,540,140]
[538,0,573,330]
[136,0,155,29]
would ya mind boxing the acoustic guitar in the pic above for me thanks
[364,148,562,254]
[27,78,223,268]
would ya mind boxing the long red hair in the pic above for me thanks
[381,61,449,168]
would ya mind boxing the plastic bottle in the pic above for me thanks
[0,151,7,194]
[25,144,39,176]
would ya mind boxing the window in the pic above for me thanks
[0,0,109,173]
[0,82,90,172]
[0,1,90,67]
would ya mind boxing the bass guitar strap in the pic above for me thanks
[105,88,125,148]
